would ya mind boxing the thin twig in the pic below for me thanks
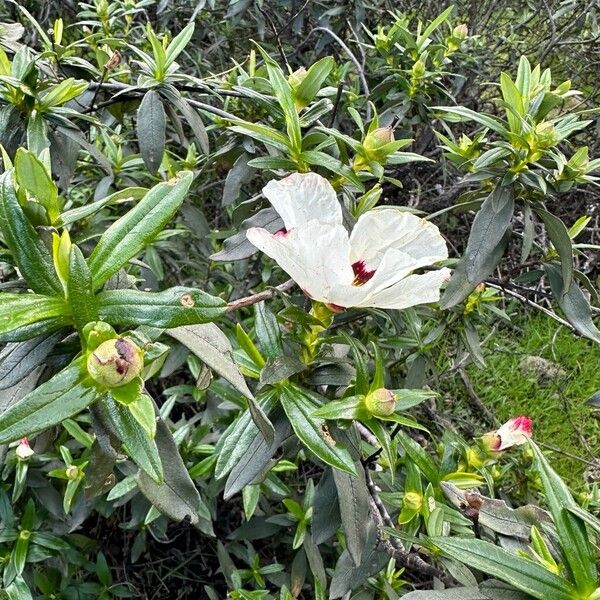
[363,465,453,585]
[458,368,500,428]
[309,26,371,121]
[485,281,576,333]
[225,279,295,313]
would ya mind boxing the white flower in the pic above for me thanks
[15,437,34,460]
[246,173,451,310]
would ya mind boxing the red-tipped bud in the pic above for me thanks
[482,416,533,452]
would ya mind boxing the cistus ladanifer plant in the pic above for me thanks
[0,1,599,598]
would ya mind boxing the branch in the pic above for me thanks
[362,465,453,585]
[225,279,295,313]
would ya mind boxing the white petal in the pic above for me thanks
[349,209,448,271]
[262,173,342,230]
[247,222,353,301]
[353,268,452,310]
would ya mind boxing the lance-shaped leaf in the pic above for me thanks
[0,293,69,342]
[210,207,283,262]
[68,245,98,331]
[0,331,63,391]
[103,394,163,483]
[223,406,291,499]
[167,323,273,443]
[280,385,355,475]
[545,264,600,344]
[329,518,389,598]
[441,186,514,308]
[167,323,251,398]
[430,537,577,600]
[0,358,96,444]
[535,208,573,293]
[137,417,213,535]
[0,171,63,296]
[88,171,193,289]
[333,465,371,566]
[97,287,226,328]
[529,441,597,593]
[137,90,166,174]
[14,149,61,223]
[215,392,277,479]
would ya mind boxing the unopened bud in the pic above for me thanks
[453,24,468,39]
[481,416,533,453]
[87,338,144,388]
[66,465,80,480]
[104,50,122,70]
[403,491,423,512]
[365,388,396,417]
[288,66,307,90]
[412,59,426,79]
[15,438,34,461]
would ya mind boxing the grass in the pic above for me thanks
[451,311,600,485]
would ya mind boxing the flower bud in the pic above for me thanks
[453,24,468,39]
[288,66,307,90]
[361,127,395,162]
[15,438,34,461]
[535,122,558,149]
[482,416,533,452]
[411,59,426,79]
[87,338,144,388]
[364,388,396,417]
[403,491,423,512]
[66,465,80,480]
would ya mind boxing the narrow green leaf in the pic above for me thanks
[97,287,226,328]
[256,46,302,152]
[68,245,98,331]
[280,385,355,475]
[529,441,597,593]
[14,149,60,223]
[88,171,193,289]
[0,358,96,444]
[545,264,600,344]
[535,208,573,293]
[0,331,62,391]
[167,323,252,398]
[137,417,213,534]
[332,466,371,566]
[164,22,194,67]
[0,293,69,342]
[433,106,509,136]
[441,186,514,308]
[294,57,334,108]
[137,90,166,174]
[0,171,62,296]
[254,301,282,361]
[104,394,163,483]
[430,537,577,600]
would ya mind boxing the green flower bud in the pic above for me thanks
[87,338,144,388]
[403,491,423,512]
[66,465,80,480]
[364,127,394,153]
[364,388,396,417]
[411,59,426,79]
[534,121,558,149]
[288,66,307,90]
